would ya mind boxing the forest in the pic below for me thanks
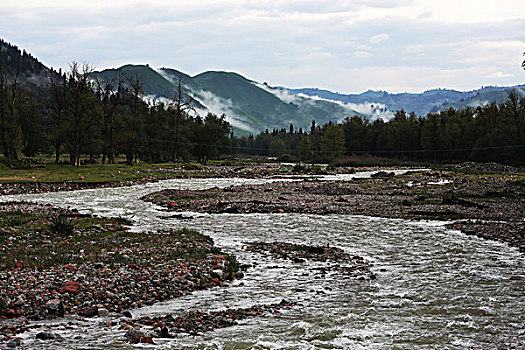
[1,39,524,166]
[236,95,525,165]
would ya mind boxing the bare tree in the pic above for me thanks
[94,72,125,164]
[46,68,67,163]
[169,76,195,160]
[0,65,22,161]
[63,62,101,166]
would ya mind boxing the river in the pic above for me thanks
[1,173,524,349]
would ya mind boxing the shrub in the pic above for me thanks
[49,214,75,236]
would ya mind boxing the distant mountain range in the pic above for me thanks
[2,38,524,136]
[288,85,525,116]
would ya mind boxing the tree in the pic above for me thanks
[169,77,195,160]
[192,113,231,162]
[94,73,125,164]
[296,135,312,161]
[62,62,101,166]
[320,123,345,160]
[45,69,67,163]
[0,65,23,160]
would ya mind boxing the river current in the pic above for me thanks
[1,172,524,349]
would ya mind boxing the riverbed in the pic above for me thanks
[1,174,523,349]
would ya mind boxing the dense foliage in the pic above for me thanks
[0,60,231,165]
[236,93,525,165]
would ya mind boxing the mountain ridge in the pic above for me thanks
[2,37,522,136]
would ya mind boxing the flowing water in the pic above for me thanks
[1,173,524,349]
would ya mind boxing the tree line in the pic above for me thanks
[1,43,524,166]
[0,62,231,165]
[235,92,525,165]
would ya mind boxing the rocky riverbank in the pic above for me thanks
[0,203,243,346]
[118,300,295,343]
[244,242,374,280]
[142,170,525,252]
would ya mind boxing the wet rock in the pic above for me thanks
[97,307,109,316]
[122,311,133,319]
[36,332,56,340]
[46,299,64,316]
[211,269,224,280]
[125,329,147,343]
[83,306,98,318]
[6,338,21,348]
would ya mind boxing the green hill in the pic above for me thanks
[442,87,525,111]
[92,64,177,98]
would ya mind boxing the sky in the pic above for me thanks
[1,0,524,93]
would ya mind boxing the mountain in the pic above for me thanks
[3,38,522,136]
[289,85,525,116]
[93,65,364,135]
[0,38,54,93]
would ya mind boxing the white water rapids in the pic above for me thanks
[1,172,523,349]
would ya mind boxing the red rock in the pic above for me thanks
[60,281,82,295]
[5,309,16,318]
[62,264,77,271]
[122,311,133,318]
[211,278,223,286]
[167,202,178,208]
[14,261,24,269]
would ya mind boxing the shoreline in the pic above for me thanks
[141,169,524,253]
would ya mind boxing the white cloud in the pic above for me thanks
[485,72,515,79]
[405,44,425,54]
[354,51,372,58]
[1,0,524,94]
[255,82,394,121]
[191,90,256,132]
[368,33,390,44]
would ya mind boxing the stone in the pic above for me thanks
[60,281,81,295]
[125,329,147,342]
[122,310,133,318]
[6,338,21,348]
[97,307,109,316]
[36,332,56,340]
[5,309,16,318]
[84,306,98,317]
[46,299,63,316]
[12,295,26,307]
[211,269,224,279]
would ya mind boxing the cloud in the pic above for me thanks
[191,90,256,132]
[368,33,390,44]
[255,82,394,121]
[404,44,425,54]
[1,0,524,94]
[485,72,515,79]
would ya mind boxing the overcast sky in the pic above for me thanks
[1,0,524,93]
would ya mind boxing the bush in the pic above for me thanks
[49,214,75,236]
[277,154,293,162]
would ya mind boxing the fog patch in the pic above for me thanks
[255,82,394,121]
[191,89,255,133]
[297,93,394,121]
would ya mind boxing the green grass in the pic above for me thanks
[0,158,211,184]
[0,205,234,272]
